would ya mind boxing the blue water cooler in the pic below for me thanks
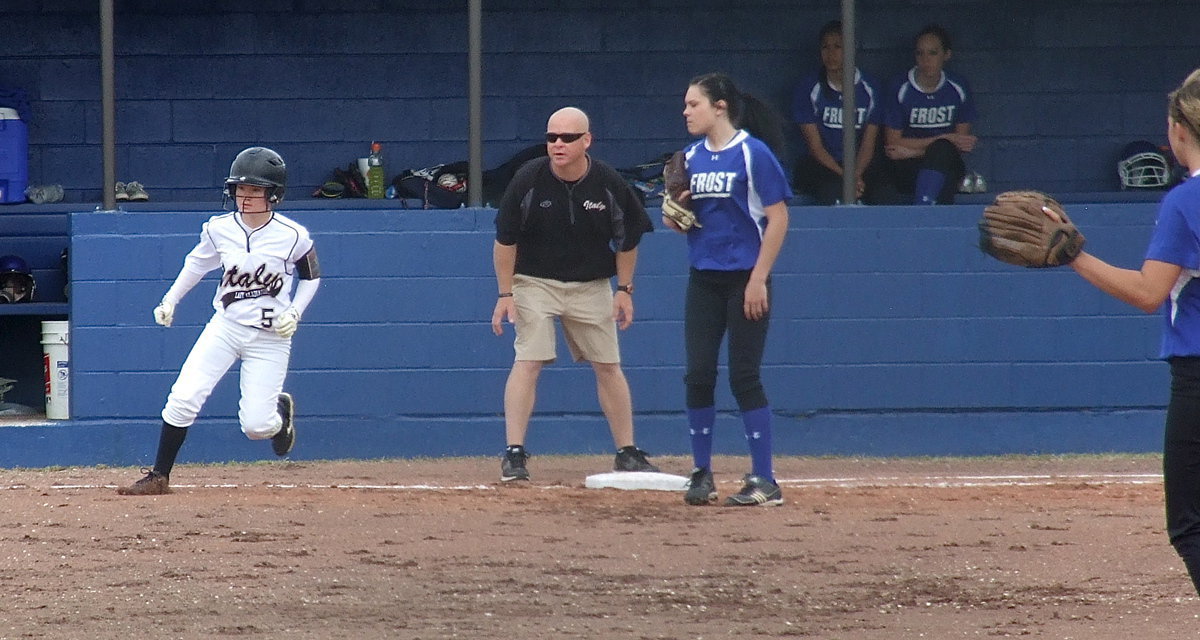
[0,107,29,203]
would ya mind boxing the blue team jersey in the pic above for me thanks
[883,67,976,138]
[792,68,882,163]
[1143,175,1200,357]
[682,130,793,271]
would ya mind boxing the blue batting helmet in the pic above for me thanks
[0,254,35,302]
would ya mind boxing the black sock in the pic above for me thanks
[617,445,638,454]
[506,445,525,454]
[153,421,188,477]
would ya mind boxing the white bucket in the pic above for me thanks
[41,321,69,420]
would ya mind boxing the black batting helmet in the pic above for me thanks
[224,147,287,203]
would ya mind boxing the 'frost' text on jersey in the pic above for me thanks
[690,171,739,200]
[907,105,957,129]
[821,106,868,129]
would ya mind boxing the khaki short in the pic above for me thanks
[512,274,620,363]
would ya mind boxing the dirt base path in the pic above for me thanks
[0,454,1192,639]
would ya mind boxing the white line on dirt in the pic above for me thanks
[2,472,1164,492]
[8,483,496,491]
[775,473,1162,488]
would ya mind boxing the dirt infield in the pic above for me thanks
[1,454,1195,639]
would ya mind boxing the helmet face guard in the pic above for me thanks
[0,255,35,303]
[1118,141,1170,190]
[223,147,287,203]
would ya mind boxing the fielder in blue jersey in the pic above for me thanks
[881,24,977,205]
[663,72,792,507]
[792,20,884,205]
[1067,68,1200,595]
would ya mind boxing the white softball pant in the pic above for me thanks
[161,313,291,439]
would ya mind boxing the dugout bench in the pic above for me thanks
[0,207,68,413]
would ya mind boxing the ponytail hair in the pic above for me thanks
[1169,68,1200,145]
[689,72,787,156]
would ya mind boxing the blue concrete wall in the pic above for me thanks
[0,199,1155,469]
[0,1,1197,204]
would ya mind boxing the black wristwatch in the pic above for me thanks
[616,283,634,295]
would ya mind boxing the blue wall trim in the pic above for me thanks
[0,408,1165,470]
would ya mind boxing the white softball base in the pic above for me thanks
[584,471,690,492]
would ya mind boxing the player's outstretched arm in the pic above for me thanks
[1070,254,1181,313]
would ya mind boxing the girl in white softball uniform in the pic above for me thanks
[119,147,321,496]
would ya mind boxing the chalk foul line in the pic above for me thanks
[0,472,1163,492]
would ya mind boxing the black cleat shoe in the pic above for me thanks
[501,447,530,482]
[613,446,660,472]
[117,469,170,496]
[272,392,295,457]
[723,474,783,507]
[684,467,717,506]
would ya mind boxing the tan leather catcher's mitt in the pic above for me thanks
[978,190,1085,267]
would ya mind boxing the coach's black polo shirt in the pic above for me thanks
[495,156,653,283]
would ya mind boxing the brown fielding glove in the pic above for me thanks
[661,151,701,230]
[978,190,1085,267]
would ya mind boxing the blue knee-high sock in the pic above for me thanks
[914,169,946,205]
[741,406,774,482]
[688,407,716,471]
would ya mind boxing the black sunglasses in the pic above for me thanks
[545,132,586,143]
